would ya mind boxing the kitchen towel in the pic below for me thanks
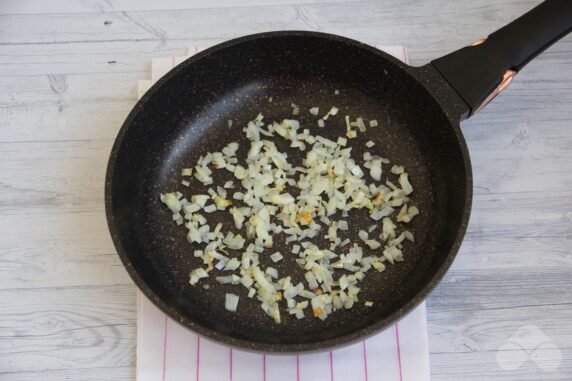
[136,45,430,381]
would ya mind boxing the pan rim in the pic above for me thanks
[105,30,473,353]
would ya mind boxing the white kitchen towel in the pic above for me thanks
[136,45,430,381]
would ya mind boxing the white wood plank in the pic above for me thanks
[0,0,363,16]
[430,348,572,381]
[430,269,572,312]
[428,303,572,352]
[0,285,136,373]
[428,304,572,380]
[0,1,548,47]
[0,366,134,381]
[0,211,130,289]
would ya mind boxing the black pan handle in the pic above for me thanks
[432,0,572,116]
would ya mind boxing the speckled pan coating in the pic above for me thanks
[105,31,472,353]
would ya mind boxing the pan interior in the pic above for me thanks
[108,34,468,349]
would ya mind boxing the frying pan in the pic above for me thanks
[106,0,572,352]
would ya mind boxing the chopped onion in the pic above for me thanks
[381,217,397,240]
[391,165,404,175]
[270,252,284,262]
[225,293,240,312]
[189,268,208,285]
[399,173,413,195]
[370,159,382,181]
[356,117,366,132]
[191,195,209,208]
[216,275,241,284]
[160,104,419,324]
[291,103,300,115]
[204,204,217,213]
[365,240,381,250]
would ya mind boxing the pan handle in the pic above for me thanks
[431,0,572,116]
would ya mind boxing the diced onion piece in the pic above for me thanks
[223,233,245,250]
[216,275,241,284]
[381,217,397,240]
[365,240,381,250]
[358,230,369,241]
[270,252,284,262]
[404,231,415,242]
[391,165,404,175]
[291,103,300,115]
[194,165,213,185]
[214,196,232,209]
[322,106,339,120]
[191,195,209,208]
[397,205,419,223]
[399,173,413,195]
[189,268,208,285]
[225,293,240,312]
[370,159,382,181]
[204,204,217,213]
[356,117,366,132]
[224,258,240,271]
[160,192,182,213]
[383,246,403,264]
[271,193,295,206]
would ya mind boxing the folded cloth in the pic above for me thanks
[136,45,430,381]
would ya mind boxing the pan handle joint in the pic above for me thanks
[431,0,572,117]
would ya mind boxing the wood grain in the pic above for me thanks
[0,286,136,372]
[0,0,571,380]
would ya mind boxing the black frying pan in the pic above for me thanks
[106,1,572,352]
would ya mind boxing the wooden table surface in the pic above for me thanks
[1,0,571,380]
